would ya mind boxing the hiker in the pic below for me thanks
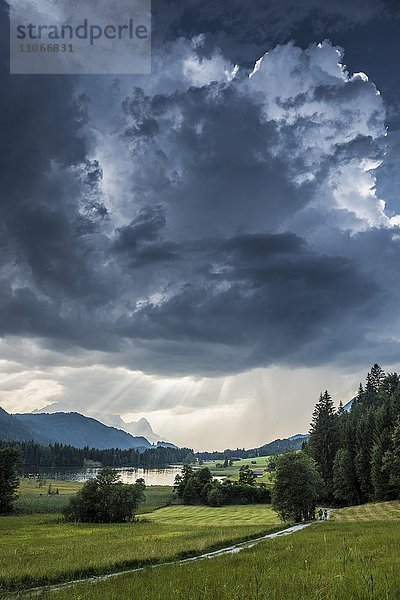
[318,508,323,521]
[324,509,328,520]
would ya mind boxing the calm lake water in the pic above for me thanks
[23,466,184,486]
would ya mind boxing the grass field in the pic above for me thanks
[332,501,400,521]
[15,494,72,514]
[14,480,174,515]
[0,505,281,593]
[6,480,400,600]
[36,518,400,600]
[18,478,83,496]
[142,504,280,526]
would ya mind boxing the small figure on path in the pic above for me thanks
[318,508,323,520]
[324,509,328,520]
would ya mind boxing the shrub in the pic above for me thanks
[63,468,145,523]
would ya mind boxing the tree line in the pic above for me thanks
[174,464,271,507]
[305,364,400,506]
[195,437,302,461]
[0,439,194,470]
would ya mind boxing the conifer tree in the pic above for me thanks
[337,400,345,416]
[355,383,364,405]
[369,364,385,393]
[308,390,339,499]
[363,364,385,407]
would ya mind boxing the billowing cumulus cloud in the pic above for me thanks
[1,0,400,447]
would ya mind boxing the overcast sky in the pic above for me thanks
[1,0,400,450]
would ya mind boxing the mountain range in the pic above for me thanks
[0,407,163,450]
[0,406,312,456]
[89,413,171,445]
[0,407,41,443]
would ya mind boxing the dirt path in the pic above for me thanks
[14,521,320,598]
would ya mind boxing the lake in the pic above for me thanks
[23,466,184,486]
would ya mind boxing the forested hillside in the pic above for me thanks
[0,409,153,450]
[0,438,193,469]
[196,434,308,461]
[0,408,48,444]
[15,412,153,450]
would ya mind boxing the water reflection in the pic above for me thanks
[23,466,184,487]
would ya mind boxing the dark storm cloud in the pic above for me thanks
[0,2,116,345]
[113,206,180,267]
[1,0,400,377]
[152,0,388,65]
[0,16,104,302]
[117,232,381,373]
[120,82,313,239]
[114,206,166,250]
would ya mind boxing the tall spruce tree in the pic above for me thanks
[308,390,339,500]
[363,364,385,407]
[356,383,365,403]
[369,364,385,393]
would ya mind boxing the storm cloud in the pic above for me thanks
[1,0,399,375]
[1,0,400,447]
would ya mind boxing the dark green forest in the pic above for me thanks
[0,439,194,470]
[306,364,400,505]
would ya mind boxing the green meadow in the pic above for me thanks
[332,500,400,522]
[14,479,174,516]
[0,503,281,593]
[37,518,400,600]
[28,503,400,600]
[4,477,400,599]
[143,504,280,527]
[14,479,84,515]
[18,478,83,496]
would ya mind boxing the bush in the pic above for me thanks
[63,468,145,523]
